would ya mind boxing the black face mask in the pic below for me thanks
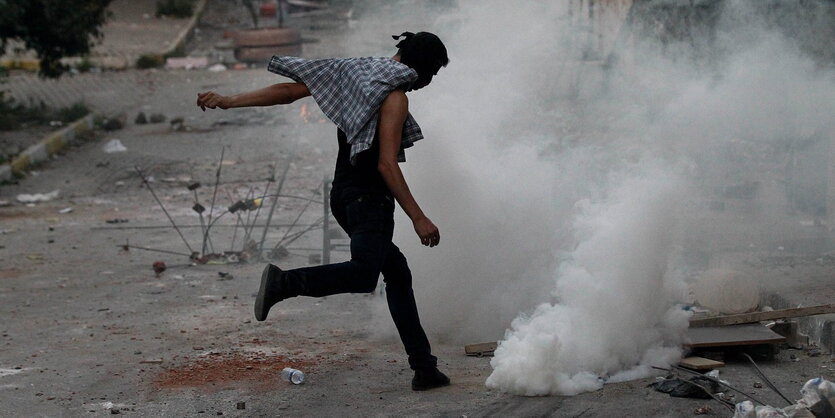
[393,31,448,91]
[404,64,440,91]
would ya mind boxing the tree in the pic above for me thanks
[0,0,113,78]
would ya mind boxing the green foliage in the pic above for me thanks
[57,103,91,123]
[77,57,94,73]
[135,54,164,69]
[156,0,195,18]
[0,97,90,131]
[0,0,113,78]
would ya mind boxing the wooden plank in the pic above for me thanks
[686,324,785,348]
[679,356,725,370]
[689,304,835,328]
[465,342,498,357]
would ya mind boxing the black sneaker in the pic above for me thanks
[412,368,450,391]
[254,264,284,321]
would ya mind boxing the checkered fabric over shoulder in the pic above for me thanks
[268,56,424,164]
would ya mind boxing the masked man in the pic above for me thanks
[197,31,450,391]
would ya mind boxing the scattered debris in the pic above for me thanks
[165,56,209,70]
[690,304,835,328]
[139,359,164,364]
[208,63,227,72]
[105,219,129,224]
[694,405,711,415]
[26,254,43,261]
[103,139,127,153]
[149,113,166,124]
[465,342,498,357]
[153,352,313,391]
[685,324,785,349]
[101,116,124,131]
[17,190,60,203]
[170,117,188,131]
[236,402,246,410]
[680,356,725,371]
[58,207,73,214]
[0,200,10,207]
[651,376,717,399]
[152,261,167,277]
[0,368,25,377]
[217,272,234,281]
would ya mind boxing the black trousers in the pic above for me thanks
[282,186,437,371]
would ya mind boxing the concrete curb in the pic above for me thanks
[1,0,209,72]
[766,293,835,352]
[159,0,210,58]
[0,114,95,182]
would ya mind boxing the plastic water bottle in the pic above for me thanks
[281,367,305,385]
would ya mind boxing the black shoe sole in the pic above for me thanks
[254,264,275,321]
[412,381,450,391]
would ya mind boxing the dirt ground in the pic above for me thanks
[1,1,834,417]
[0,66,833,416]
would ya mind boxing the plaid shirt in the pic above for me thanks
[268,55,424,164]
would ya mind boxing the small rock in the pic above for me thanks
[753,382,763,388]
[135,112,148,124]
[103,139,127,153]
[102,117,124,131]
[208,63,227,72]
[111,409,120,415]
[149,114,166,124]
[236,402,245,410]
[694,406,711,415]
[153,261,167,277]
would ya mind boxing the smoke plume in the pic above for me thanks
[346,0,835,395]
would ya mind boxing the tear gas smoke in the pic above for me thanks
[348,0,835,395]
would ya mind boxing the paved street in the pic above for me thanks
[2,1,834,417]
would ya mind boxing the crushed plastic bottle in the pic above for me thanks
[281,367,305,385]
[733,400,755,418]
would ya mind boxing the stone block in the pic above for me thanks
[233,28,301,48]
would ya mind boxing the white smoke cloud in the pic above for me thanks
[485,168,691,395]
[345,0,835,395]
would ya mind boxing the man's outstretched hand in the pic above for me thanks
[196,91,230,111]
[413,216,440,247]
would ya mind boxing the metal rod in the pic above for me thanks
[192,188,215,256]
[204,147,226,256]
[654,365,769,406]
[278,217,324,248]
[134,166,194,254]
[741,353,793,405]
[276,198,313,247]
[258,162,292,257]
[259,194,324,204]
[244,161,278,249]
[238,186,255,251]
[120,244,193,258]
[92,223,322,231]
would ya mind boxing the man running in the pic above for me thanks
[196,31,450,391]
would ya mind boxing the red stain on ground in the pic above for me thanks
[153,352,315,392]
[0,269,23,279]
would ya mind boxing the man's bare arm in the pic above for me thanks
[196,83,311,111]
[377,90,440,247]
